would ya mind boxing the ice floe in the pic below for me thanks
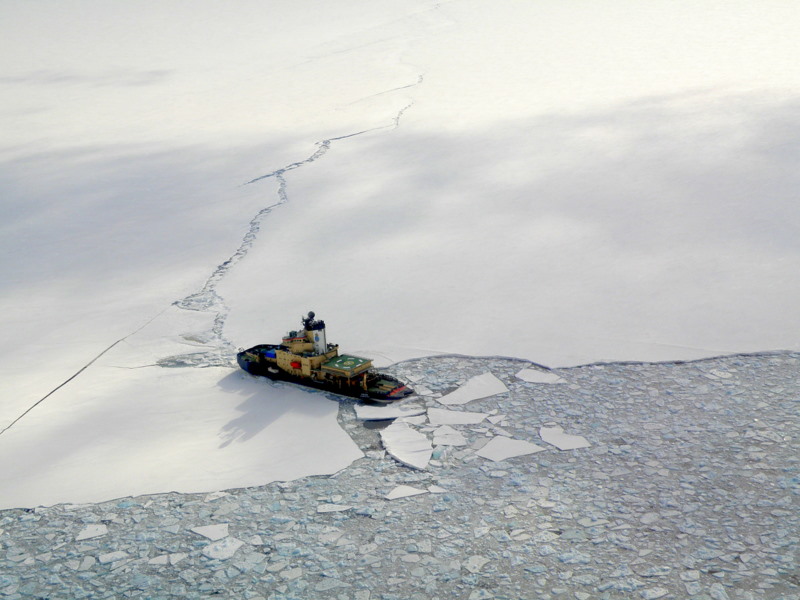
[385,485,428,500]
[201,537,244,560]
[437,373,508,406]
[316,504,352,513]
[427,407,488,425]
[432,425,468,447]
[516,368,566,384]
[354,402,426,421]
[539,425,591,450]
[190,524,229,541]
[75,524,108,541]
[475,436,546,462]
[379,422,432,470]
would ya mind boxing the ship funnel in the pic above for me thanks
[303,311,327,354]
[313,326,327,354]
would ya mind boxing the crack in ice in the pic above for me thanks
[165,99,420,369]
[0,309,169,437]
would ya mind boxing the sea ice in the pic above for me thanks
[397,415,427,425]
[354,403,426,421]
[98,551,128,565]
[707,369,733,379]
[191,524,229,541]
[539,426,591,450]
[201,537,244,560]
[0,365,364,509]
[516,368,566,384]
[75,524,107,541]
[437,373,508,405]
[380,422,432,470]
[475,436,546,462]
[433,425,468,447]
[427,407,488,425]
[385,485,428,500]
[204,491,230,502]
[317,504,353,513]
[465,555,491,574]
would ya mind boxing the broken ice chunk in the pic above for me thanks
[428,407,488,425]
[317,504,352,513]
[475,436,546,462]
[75,524,108,541]
[204,491,230,502]
[380,422,432,470]
[437,373,508,405]
[705,369,732,379]
[465,555,491,573]
[516,368,565,384]
[98,551,128,564]
[190,523,229,541]
[397,414,427,425]
[385,485,428,500]
[354,403,426,421]
[433,425,468,447]
[539,426,590,450]
[201,537,244,560]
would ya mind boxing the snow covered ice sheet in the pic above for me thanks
[0,361,363,509]
[437,373,508,406]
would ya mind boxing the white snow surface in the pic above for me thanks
[1,0,800,507]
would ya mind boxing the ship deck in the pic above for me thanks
[321,354,372,377]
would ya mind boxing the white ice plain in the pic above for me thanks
[1,0,800,508]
